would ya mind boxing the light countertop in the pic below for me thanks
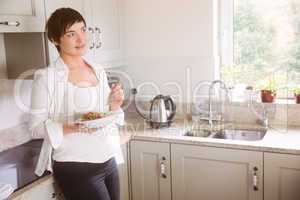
[121,117,300,155]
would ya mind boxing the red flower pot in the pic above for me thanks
[261,90,276,103]
[295,94,300,104]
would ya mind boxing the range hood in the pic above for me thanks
[4,32,48,79]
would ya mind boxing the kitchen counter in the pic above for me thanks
[2,114,300,197]
[121,116,300,155]
[0,123,31,152]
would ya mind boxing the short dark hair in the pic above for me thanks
[45,7,86,51]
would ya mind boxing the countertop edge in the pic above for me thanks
[7,175,53,200]
[129,134,300,155]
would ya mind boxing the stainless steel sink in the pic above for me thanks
[184,128,267,141]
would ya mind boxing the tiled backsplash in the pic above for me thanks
[1,80,300,132]
[190,101,299,128]
[0,79,33,130]
[125,98,300,128]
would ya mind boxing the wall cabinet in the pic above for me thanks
[264,152,300,200]
[0,0,46,32]
[45,0,123,67]
[44,0,91,63]
[90,0,123,67]
[130,140,171,200]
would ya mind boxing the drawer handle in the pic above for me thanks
[89,42,95,49]
[95,27,102,49]
[0,21,20,27]
[160,156,167,178]
[88,27,94,33]
[253,166,259,191]
[96,41,102,49]
[88,27,95,49]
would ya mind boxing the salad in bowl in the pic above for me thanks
[77,111,118,128]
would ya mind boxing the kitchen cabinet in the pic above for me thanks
[130,140,263,200]
[130,140,171,200]
[44,0,91,63]
[90,0,123,67]
[9,176,64,200]
[264,152,300,200]
[172,144,263,200]
[118,143,130,200]
[0,0,46,32]
[45,0,123,67]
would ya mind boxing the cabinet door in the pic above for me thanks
[91,0,123,66]
[264,152,300,200]
[172,144,263,200]
[45,0,91,19]
[0,0,45,32]
[130,140,171,200]
[118,144,130,200]
[44,0,93,63]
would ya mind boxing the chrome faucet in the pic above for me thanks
[258,108,269,129]
[208,80,230,130]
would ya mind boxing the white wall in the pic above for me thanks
[0,34,7,78]
[121,0,217,103]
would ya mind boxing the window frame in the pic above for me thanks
[218,0,296,101]
[219,0,234,66]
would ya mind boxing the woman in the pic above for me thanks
[29,7,124,200]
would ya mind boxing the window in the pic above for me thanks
[219,0,300,99]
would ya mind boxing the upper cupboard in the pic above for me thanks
[45,0,123,67]
[0,0,45,32]
[0,0,123,68]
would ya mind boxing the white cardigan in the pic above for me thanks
[29,57,124,176]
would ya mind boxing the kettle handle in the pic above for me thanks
[165,96,176,121]
[132,88,151,121]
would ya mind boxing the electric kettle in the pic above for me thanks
[132,89,176,128]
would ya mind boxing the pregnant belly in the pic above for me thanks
[52,133,116,162]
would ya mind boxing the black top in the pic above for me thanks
[0,139,45,191]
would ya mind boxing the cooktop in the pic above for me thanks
[0,139,44,191]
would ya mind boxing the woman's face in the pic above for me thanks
[57,21,88,57]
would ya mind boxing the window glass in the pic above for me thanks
[220,0,300,99]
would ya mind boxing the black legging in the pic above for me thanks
[53,158,120,200]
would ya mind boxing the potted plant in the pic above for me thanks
[293,87,300,104]
[260,79,277,103]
